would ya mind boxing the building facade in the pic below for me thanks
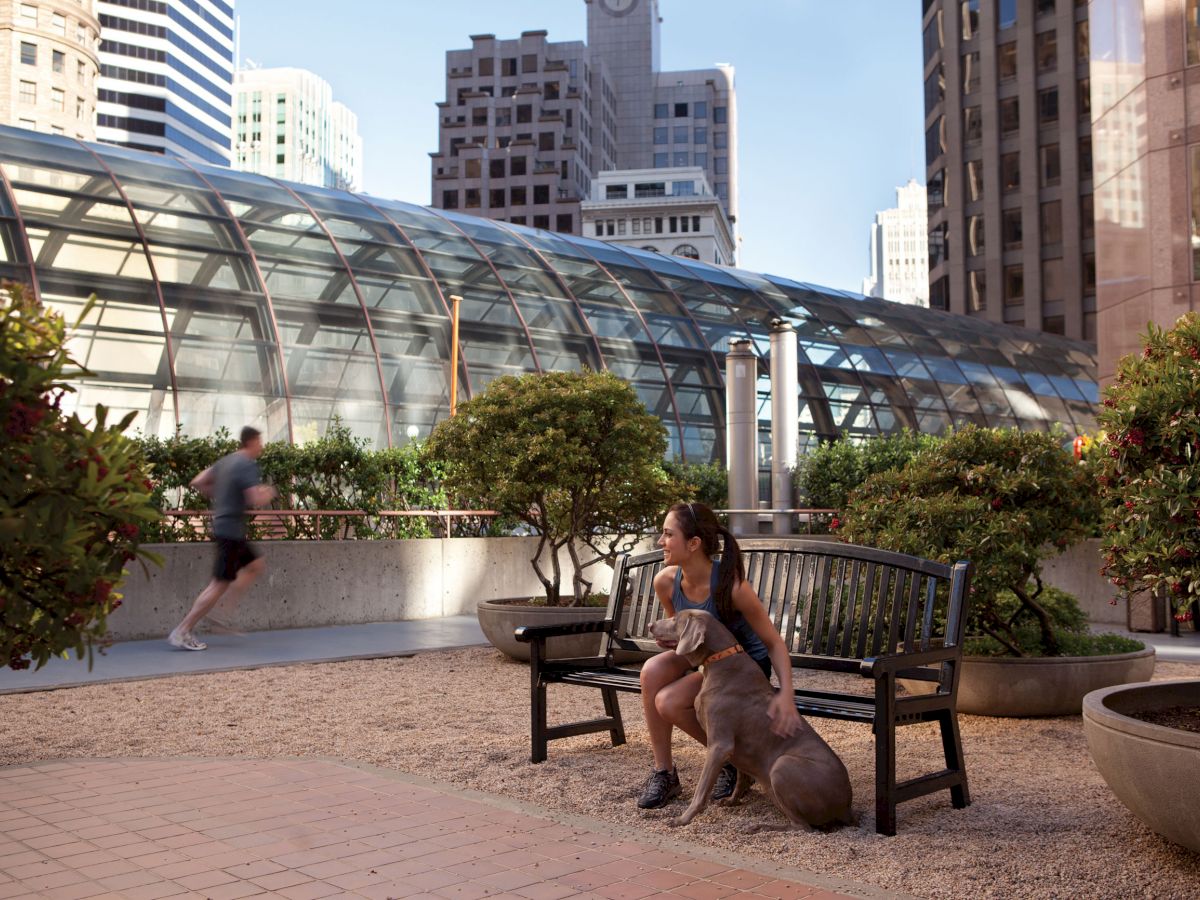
[0,126,1098,466]
[0,0,100,140]
[923,0,1095,340]
[1089,0,1199,384]
[863,179,930,305]
[233,67,363,192]
[95,0,234,165]
[430,0,737,238]
[580,167,735,265]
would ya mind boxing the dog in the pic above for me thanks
[649,608,853,830]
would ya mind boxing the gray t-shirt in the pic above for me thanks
[211,451,262,540]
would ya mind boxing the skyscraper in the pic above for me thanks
[430,0,737,237]
[923,0,1094,340]
[96,0,234,165]
[233,67,363,191]
[863,179,930,306]
[0,0,101,141]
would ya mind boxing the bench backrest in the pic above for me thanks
[604,538,971,676]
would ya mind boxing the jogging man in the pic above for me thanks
[167,426,276,651]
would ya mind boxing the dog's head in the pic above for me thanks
[649,609,736,666]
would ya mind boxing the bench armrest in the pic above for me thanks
[514,620,612,643]
[859,646,960,677]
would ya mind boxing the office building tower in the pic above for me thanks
[1089,0,1199,384]
[431,0,737,238]
[234,67,363,191]
[0,0,100,140]
[863,179,930,305]
[581,167,735,265]
[96,0,234,165]
[922,0,1094,340]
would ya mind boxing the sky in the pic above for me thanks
[234,1,925,294]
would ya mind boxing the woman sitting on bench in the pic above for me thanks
[637,501,802,809]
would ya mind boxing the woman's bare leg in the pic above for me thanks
[640,652,702,771]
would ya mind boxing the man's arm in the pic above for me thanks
[190,466,216,499]
[244,484,277,508]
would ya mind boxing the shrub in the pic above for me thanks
[1098,313,1200,623]
[961,585,1142,657]
[0,284,161,670]
[425,370,681,606]
[839,426,1099,657]
[795,430,938,510]
[663,459,727,510]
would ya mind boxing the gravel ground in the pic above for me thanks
[2,649,1198,899]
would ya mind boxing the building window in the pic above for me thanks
[713,106,727,124]
[1042,257,1064,302]
[20,42,36,66]
[442,190,459,209]
[77,60,86,84]
[511,155,527,176]
[966,159,983,202]
[1043,314,1065,334]
[673,244,700,260]
[1000,97,1020,134]
[1004,265,1024,305]
[75,97,85,119]
[1041,200,1062,245]
[632,218,641,234]
[490,159,505,178]
[655,217,664,234]
[544,81,559,100]
[962,51,980,94]
[694,101,707,119]
[606,184,628,199]
[473,108,488,126]
[1079,135,1093,179]
[490,188,506,208]
[654,152,668,167]
[694,127,707,144]
[998,42,1017,81]
[962,0,980,40]
[1081,191,1095,239]
[673,125,688,143]
[533,214,549,229]
[1038,87,1059,126]
[968,269,986,312]
[19,81,36,104]
[925,64,945,112]
[521,54,538,74]
[51,13,65,36]
[654,126,668,144]
[654,103,668,118]
[930,275,949,309]
[1002,209,1023,249]
[967,215,985,256]
[617,219,626,235]
[478,56,494,76]
[714,156,728,175]
[928,169,945,214]
[695,151,708,167]
[673,151,688,166]
[18,3,36,24]
[1040,144,1061,186]
[51,88,64,112]
[674,102,688,117]
[517,105,532,123]
[1083,252,1096,294]
[1078,77,1091,119]
[924,10,944,64]
[964,106,982,143]
[538,132,554,151]
[465,188,480,208]
[52,50,64,74]
[1038,0,1056,15]
[556,214,573,233]
[1077,19,1091,64]
[714,131,728,149]
[533,184,549,205]
[929,222,948,268]
[1036,30,1057,73]
[998,0,1017,29]
[502,58,517,76]
[511,186,527,205]
[672,180,696,196]
[1001,152,1020,193]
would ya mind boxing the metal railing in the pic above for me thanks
[714,508,839,535]
[156,509,500,542]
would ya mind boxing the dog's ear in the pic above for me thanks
[675,613,705,657]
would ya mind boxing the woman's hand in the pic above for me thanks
[767,692,801,738]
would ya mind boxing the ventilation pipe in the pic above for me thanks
[725,338,758,537]
[769,320,798,535]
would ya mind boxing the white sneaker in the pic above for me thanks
[167,630,207,651]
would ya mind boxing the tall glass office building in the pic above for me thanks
[0,127,1098,462]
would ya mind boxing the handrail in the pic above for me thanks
[158,509,500,541]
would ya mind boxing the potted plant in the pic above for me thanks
[839,425,1152,717]
[1082,313,1200,851]
[425,370,678,660]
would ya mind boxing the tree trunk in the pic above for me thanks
[1012,578,1059,657]
[529,531,559,606]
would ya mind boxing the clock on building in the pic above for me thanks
[599,0,638,16]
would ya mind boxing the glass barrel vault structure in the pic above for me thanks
[0,126,1099,462]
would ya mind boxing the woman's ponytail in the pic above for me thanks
[714,524,744,623]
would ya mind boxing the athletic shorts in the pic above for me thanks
[213,538,259,582]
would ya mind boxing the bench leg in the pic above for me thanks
[874,674,897,836]
[602,687,626,748]
[939,708,970,808]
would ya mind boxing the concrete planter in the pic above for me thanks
[477,598,608,662]
[1083,680,1200,854]
[903,648,1156,717]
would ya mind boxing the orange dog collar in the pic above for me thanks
[702,644,744,666]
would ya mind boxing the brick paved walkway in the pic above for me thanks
[0,759,876,900]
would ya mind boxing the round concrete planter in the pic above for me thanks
[477,598,608,662]
[1083,679,1200,854]
[902,647,1156,717]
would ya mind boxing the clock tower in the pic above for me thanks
[586,0,661,170]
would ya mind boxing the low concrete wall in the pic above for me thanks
[1041,538,1122,627]
[112,538,613,642]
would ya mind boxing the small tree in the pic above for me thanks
[0,284,161,670]
[663,459,727,510]
[838,426,1099,657]
[1098,313,1200,622]
[425,370,678,606]
[794,429,938,511]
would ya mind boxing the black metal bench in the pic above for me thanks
[515,538,973,835]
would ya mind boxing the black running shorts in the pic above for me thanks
[213,538,258,582]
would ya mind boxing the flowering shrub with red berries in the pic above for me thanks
[838,426,1100,657]
[0,284,160,670]
[1098,313,1200,623]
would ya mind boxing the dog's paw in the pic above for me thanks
[716,796,744,807]
[667,816,690,828]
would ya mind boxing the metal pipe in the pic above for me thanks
[725,338,758,537]
[449,294,461,416]
[769,320,799,535]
